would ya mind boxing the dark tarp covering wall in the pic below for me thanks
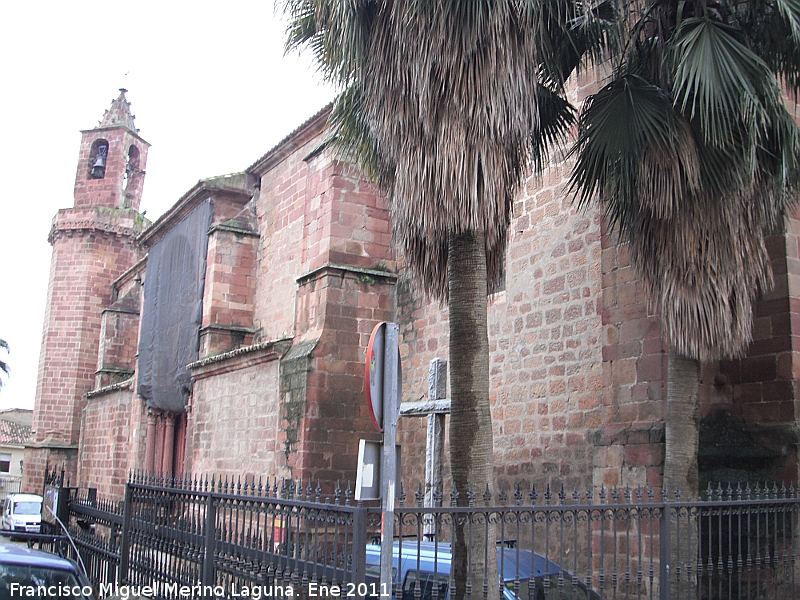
[137,199,213,412]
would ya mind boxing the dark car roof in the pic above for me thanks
[0,544,80,572]
[368,541,571,579]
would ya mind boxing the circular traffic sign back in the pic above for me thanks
[365,322,402,432]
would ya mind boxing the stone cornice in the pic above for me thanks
[188,338,293,380]
[49,223,138,244]
[101,305,139,315]
[400,399,451,416]
[80,126,149,146]
[208,223,260,238]
[296,263,398,286]
[199,324,256,335]
[247,105,332,177]
[25,440,79,451]
[48,207,148,245]
[137,175,253,248]
[113,256,148,291]
[86,377,135,399]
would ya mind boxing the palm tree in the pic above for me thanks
[0,339,9,390]
[283,2,578,597]
[568,0,800,496]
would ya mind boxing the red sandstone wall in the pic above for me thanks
[697,211,800,483]
[96,298,139,388]
[249,117,395,486]
[595,231,667,492]
[254,138,394,343]
[32,230,140,448]
[254,141,336,340]
[288,272,391,488]
[397,163,605,493]
[78,388,147,498]
[186,358,283,478]
[200,227,258,356]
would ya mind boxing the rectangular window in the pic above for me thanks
[0,453,11,473]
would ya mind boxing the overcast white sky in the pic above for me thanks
[0,1,336,409]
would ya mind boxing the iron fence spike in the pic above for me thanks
[467,483,476,508]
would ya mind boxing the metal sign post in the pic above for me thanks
[379,322,399,594]
[363,321,401,594]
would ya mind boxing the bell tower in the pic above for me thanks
[73,89,149,210]
[24,90,150,492]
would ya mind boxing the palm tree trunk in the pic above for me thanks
[448,229,498,600]
[664,349,700,496]
[665,349,700,597]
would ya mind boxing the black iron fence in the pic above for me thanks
[45,473,800,600]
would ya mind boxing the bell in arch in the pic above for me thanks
[90,142,108,179]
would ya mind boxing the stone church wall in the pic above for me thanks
[78,387,147,498]
[185,353,284,479]
[397,161,605,494]
[35,92,800,505]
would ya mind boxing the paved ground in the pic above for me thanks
[0,534,34,548]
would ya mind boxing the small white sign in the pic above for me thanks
[355,439,402,501]
[362,463,374,488]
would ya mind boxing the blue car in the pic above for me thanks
[365,542,603,600]
[0,544,94,599]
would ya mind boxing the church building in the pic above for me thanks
[24,90,800,500]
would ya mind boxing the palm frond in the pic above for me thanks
[738,0,800,93]
[325,85,395,187]
[337,0,550,299]
[283,0,375,84]
[0,339,8,384]
[530,84,575,170]
[671,17,776,146]
[627,188,775,361]
[522,0,620,91]
[568,0,800,360]
[569,74,700,226]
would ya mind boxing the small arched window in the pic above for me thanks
[124,145,140,191]
[89,139,109,179]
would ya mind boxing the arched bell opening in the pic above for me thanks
[88,139,109,179]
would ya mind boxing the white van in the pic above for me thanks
[0,494,42,534]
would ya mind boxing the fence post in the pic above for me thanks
[660,498,671,600]
[118,482,133,584]
[351,506,367,587]
[202,490,217,587]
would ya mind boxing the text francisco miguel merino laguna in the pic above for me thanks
[9,581,390,598]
